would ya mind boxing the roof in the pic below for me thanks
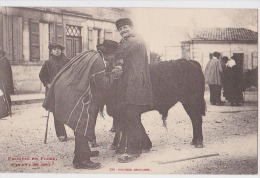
[191,28,258,42]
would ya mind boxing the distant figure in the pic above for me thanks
[39,43,70,142]
[204,51,224,106]
[224,56,244,106]
[0,49,14,118]
[221,56,228,98]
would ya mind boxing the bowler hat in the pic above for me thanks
[48,42,65,51]
[97,40,119,54]
[116,18,133,30]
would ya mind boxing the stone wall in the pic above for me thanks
[12,65,44,94]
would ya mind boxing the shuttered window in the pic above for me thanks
[29,19,40,61]
[104,29,113,40]
[2,15,13,61]
[56,22,64,45]
[88,27,93,50]
[30,20,64,62]
[12,16,23,61]
[0,14,3,50]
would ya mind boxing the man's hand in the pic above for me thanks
[111,67,123,80]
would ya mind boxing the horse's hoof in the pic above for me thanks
[195,140,203,148]
[195,144,203,148]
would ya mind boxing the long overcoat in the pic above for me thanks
[43,51,114,140]
[0,56,14,115]
[0,57,14,95]
[204,57,223,85]
[116,33,153,107]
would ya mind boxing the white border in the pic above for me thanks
[0,1,259,178]
[0,0,259,8]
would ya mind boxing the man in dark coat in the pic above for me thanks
[39,43,70,142]
[43,40,123,169]
[0,49,14,118]
[114,18,153,163]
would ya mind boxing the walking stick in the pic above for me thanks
[44,111,50,144]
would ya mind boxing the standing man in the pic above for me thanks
[43,40,123,169]
[114,18,153,163]
[0,49,14,117]
[39,43,70,142]
[204,51,224,106]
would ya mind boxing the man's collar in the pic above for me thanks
[122,33,135,40]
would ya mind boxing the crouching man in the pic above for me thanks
[43,40,122,169]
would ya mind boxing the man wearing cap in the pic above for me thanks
[39,42,70,142]
[114,18,153,163]
[0,49,14,118]
[204,51,224,106]
[43,40,123,169]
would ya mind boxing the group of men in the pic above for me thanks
[204,51,244,106]
[40,18,153,169]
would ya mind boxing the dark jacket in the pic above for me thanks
[43,51,115,140]
[0,56,14,95]
[116,33,153,107]
[39,54,70,88]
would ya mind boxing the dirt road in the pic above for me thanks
[0,91,258,174]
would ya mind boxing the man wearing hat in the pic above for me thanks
[0,49,14,118]
[204,51,224,106]
[113,18,153,163]
[43,40,123,169]
[39,42,70,142]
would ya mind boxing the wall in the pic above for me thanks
[12,65,44,94]
[185,42,258,71]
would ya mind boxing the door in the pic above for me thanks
[65,25,82,59]
[66,36,82,59]
[232,53,244,72]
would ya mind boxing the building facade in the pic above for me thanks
[0,7,129,93]
[181,28,258,71]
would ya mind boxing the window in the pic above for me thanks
[66,25,81,37]
[30,20,64,62]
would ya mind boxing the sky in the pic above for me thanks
[128,8,258,56]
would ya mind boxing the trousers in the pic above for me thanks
[209,84,222,104]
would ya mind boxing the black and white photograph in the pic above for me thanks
[0,0,258,176]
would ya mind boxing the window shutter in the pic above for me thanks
[12,16,23,61]
[55,22,64,45]
[29,19,40,61]
[88,27,93,50]
[0,14,3,49]
[3,15,13,61]
[104,29,113,40]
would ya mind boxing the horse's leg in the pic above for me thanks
[182,103,203,148]
[110,116,121,150]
